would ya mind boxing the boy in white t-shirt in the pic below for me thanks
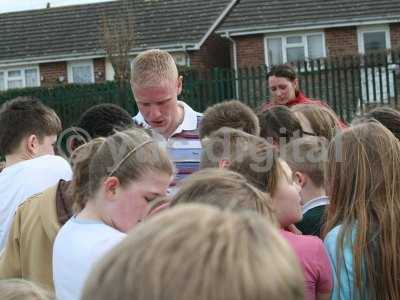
[0,96,72,249]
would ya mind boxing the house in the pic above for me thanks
[2,0,400,94]
[216,0,400,69]
[0,0,236,91]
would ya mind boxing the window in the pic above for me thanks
[265,33,325,66]
[7,70,23,89]
[358,25,391,54]
[0,67,40,91]
[171,52,189,66]
[67,60,94,84]
[0,72,4,91]
[357,25,394,104]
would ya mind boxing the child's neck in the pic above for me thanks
[301,186,326,206]
[5,152,34,168]
[77,201,103,222]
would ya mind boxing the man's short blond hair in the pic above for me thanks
[131,49,178,87]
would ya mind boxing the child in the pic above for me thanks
[323,122,400,299]
[0,103,135,290]
[171,168,275,220]
[0,96,72,250]
[199,99,260,139]
[259,105,305,145]
[283,136,329,236]
[291,103,345,141]
[196,128,333,300]
[82,204,305,300]
[353,106,400,140]
[52,128,174,300]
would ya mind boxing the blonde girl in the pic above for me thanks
[323,122,400,300]
[52,129,174,300]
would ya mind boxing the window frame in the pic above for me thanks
[67,60,95,84]
[0,66,40,91]
[357,25,391,55]
[264,31,326,66]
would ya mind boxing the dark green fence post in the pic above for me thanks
[310,59,316,98]
[324,58,330,105]
[317,59,323,100]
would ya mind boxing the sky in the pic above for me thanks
[0,0,115,13]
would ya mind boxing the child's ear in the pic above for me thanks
[103,177,121,200]
[26,134,40,156]
[294,171,307,188]
[218,159,231,169]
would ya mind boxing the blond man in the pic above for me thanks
[131,49,202,191]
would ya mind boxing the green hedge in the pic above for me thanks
[0,81,137,128]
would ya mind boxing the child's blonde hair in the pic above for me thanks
[0,279,53,300]
[323,122,400,299]
[170,168,276,222]
[82,204,305,300]
[70,128,174,212]
[201,127,283,195]
[131,49,178,87]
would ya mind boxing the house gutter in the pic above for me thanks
[225,32,238,72]
[218,17,400,37]
[225,31,239,98]
[0,44,197,68]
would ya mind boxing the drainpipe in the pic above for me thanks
[182,44,191,66]
[225,31,239,98]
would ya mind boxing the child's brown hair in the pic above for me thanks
[199,100,260,139]
[292,103,343,141]
[0,96,61,155]
[283,136,328,187]
[259,105,303,145]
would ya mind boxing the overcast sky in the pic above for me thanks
[0,0,115,13]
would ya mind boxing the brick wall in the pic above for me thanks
[390,23,400,50]
[234,35,265,68]
[39,61,67,86]
[93,58,106,83]
[325,27,358,57]
[189,34,231,71]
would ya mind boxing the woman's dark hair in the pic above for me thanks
[266,64,297,81]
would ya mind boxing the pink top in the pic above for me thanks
[280,230,332,300]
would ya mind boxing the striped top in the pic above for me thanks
[133,101,203,194]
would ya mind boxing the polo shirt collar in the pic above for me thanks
[133,101,198,136]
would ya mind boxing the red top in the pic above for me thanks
[260,91,325,112]
[280,229,333,300]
